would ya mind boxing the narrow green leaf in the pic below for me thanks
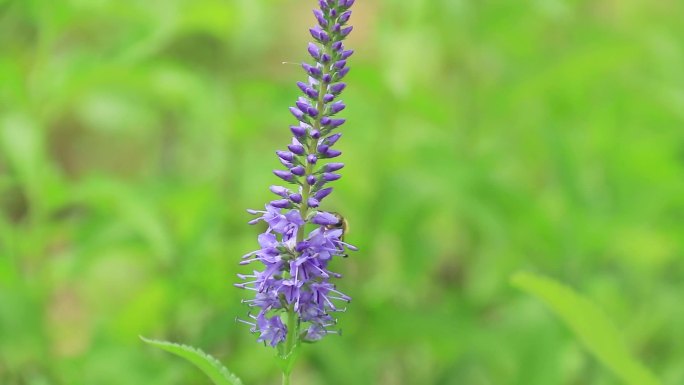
[140,336,244,385]
[511,272,660,385]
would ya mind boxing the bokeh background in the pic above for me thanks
[1,0,684,384]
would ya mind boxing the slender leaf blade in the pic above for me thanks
[140,336,243,385]
[511,272,660,385]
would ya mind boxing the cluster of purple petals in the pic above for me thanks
[236,0,356,348]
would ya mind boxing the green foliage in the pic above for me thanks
[512,272,661,385]
[141,337,243,385]
[1,0,683,384]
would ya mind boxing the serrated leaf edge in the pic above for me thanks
[140,336,244,385]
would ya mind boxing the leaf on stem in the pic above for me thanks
[140,336,244,385]
[511,272,661,385]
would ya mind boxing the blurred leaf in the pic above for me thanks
[511,272,661,385]
[140,337,244,385]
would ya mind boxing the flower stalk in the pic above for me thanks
[236,0,357,383]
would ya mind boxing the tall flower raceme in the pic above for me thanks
[142,2,356,384]
[235,0,357,376]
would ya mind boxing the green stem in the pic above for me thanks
[281,14,335,385]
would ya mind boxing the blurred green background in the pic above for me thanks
[1,0,683,384]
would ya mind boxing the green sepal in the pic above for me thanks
[276,344,301,376]
[140,336,244,385]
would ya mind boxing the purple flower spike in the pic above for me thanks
[238,0,356,350]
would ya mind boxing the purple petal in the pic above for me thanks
[324,149,342,158]
[322,173,341,181]
[276,150,294,162]
[308,43,321,59]
[270,185,290,197]
[330,101,346,114]
[333,60,347,70]
[340,50,354,60]
[330,83,346,94]
[341,26,353,37]
[325,163,344,172]
[289,107,305,120]
[290,165,306,176]
[339,10,352,24]
[290,125,307,138]
[289,193,302,203]
[314,187,333,200]
[270,199,290,208]
[326,133,342,145]
[311,212,339,225]
[288,143,305,155]
[274,170,293,181]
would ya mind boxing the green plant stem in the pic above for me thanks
[281,25,334,385]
